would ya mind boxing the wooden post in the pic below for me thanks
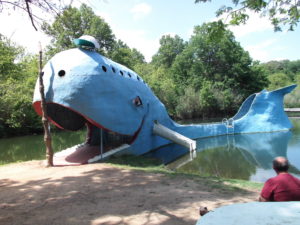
[38,46,54,167]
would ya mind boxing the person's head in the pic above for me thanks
[273,156,289,173]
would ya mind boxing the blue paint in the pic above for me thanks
[33,47,297,155]
[196,202,300,225]
[147,131,292,166]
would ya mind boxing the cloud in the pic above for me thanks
[245,39,281,62]
[217,10,273,38]
[94,7,157,62]
[94,10,113,24]
[113,28,159,62]
[130,2,152,20]
[0,13,51,53]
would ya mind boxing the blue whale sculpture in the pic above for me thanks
[33,45,296,161]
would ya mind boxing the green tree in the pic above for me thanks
[170,21,267,117]
[109,40,145,69]
[135,63,178,115]
[175,87,201,119]
[268,72,293,90]
[42,4,116,57]
[0,34,23,81]
[195,0,300,31]
[259,59,300,108]
[42,4,145,69]
[0,36,41,137]
[199,80,217,116]
[151,34,186,68]
[172,21,267,97]
[260,59,300,82]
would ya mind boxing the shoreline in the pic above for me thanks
[0,160,261,225]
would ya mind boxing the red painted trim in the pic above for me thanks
[32,101,144,143]
[129,117,145,144]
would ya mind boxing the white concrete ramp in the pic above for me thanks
[153,121,196,151]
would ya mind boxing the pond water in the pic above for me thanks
[148,118,300,182]
[0,129,86,165]
[1,119,300,183]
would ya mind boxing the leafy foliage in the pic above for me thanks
[151,35,186,68]
[42,4,116,57]
[260,59,300,107]
[0,36,41,137]
[137,22,269,119]
[195,0,300,31]
[109,40,145,70]
[42,4,145,69]
[169,21,267,117]
[2,3,298,138]
[0,35,23,81]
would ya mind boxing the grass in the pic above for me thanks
[106,154,263,193]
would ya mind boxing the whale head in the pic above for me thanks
[33,48,151,144]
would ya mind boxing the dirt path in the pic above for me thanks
[0,161,259,225]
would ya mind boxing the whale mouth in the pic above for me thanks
[33,102,142,150]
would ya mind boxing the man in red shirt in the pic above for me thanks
[259,156,300,202]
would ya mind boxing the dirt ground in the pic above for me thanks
[0,161,260,225]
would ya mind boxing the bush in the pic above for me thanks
[285,87,300,108]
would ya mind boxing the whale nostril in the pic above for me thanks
[58,70,66,77]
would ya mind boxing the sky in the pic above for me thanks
[1,0,299,62]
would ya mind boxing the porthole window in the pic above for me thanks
[128,72,132,78]
[58,70,66,77]
[137,76,140,81]
[120,71,124,76]
[102,65,107,72]
[112,67,116,73]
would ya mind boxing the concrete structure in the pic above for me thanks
[32,42,297,163]
[196,202,300,225]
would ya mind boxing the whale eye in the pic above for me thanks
[58,70,66,77]
[133,96,143,106]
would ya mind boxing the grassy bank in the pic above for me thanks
[106,155,263,193]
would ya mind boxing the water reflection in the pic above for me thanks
[148,126,300,182]
[0,129,85,165]
[1,119,300,182]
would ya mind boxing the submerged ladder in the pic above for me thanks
[153,121,196,153]
[222,118,235,134]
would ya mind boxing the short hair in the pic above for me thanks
[273,157,289,172]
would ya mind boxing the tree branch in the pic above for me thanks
[25,0,38,31]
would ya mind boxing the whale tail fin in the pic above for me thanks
[232,84,297,122]
[231,84,297,133]
[270,84,297,95]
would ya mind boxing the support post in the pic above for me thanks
[100,129,103,159]
[38,45,53,167]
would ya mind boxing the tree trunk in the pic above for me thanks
[38,47,54,167]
